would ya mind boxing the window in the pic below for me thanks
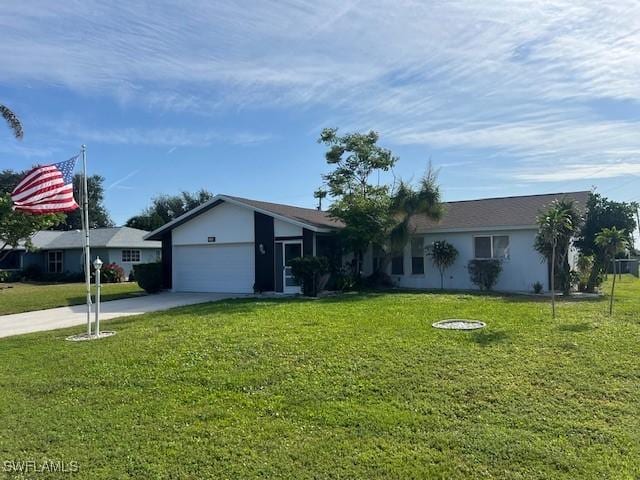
[474,235,510,259]
[411,237,424,274]
[48,251,63,273]
[492,236,510,259]
[121,249,141,262]
[391,253,404,275]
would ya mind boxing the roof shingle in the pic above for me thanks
[410,191,591,232]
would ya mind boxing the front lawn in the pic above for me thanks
[0,282,144,315]
[0,277,638,478]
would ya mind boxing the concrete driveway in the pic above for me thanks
[0,292,244,339]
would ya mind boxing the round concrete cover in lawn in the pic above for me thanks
[432,319,486,330]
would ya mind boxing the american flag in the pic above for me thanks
[11,156,80,214]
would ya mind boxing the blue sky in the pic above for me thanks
[2,1,640,228]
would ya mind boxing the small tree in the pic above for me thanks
[595,227,629,315]
[534,199,582,295]
[536,201,577,318]
[426,240,458,289]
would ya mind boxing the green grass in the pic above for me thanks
[0,282,144,315]
[0,277,639,479]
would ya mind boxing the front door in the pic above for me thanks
[283,241,302,293]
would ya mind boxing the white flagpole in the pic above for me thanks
[81,144,92,336]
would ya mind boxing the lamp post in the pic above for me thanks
[93,256,103,337]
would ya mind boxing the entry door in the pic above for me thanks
[283,241,302,293]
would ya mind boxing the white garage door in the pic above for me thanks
[173,243,254,293]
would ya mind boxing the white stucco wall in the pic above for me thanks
[172,202,254,246]
[362,228,548,292]
[274,219,302,237]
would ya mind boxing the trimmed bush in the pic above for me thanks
[468,259,502,291]
[133,262,163,293]
[289,256,329,297]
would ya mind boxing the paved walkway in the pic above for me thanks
[0,292,242,339]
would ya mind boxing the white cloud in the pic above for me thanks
[2,0,640,176]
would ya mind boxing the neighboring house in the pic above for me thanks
[146,191,590,294]
[0,227,161,278]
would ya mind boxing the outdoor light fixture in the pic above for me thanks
[93,256,103,336]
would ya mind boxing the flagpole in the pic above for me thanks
[81,144,92,336]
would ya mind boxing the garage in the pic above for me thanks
[172,243,254,293]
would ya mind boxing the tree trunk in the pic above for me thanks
[440,270,444,290]
[551,242,556,318]
[609,258,616,316]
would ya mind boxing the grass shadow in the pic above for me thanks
[469,330,510,347]
[557,322,594,333]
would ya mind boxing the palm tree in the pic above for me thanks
[595,227,629,315]
[537,202,576,318]
[385,165,443,265]
[1,104,23,140]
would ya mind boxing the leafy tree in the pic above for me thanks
[319,128,397,276]
[534,198,582,296]
[536,200,579,317]
[574,193,637,292]
[0,195,64,261]
[126,189,214,231]
[1,104,23,139]
[426,240,459,289]
[0,170,65,261]
[52,174,113,230]
[595,227,629,315]
[319,128,443,279]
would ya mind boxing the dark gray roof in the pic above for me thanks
[224,195,344,229]
[145,191,591,240]
[410,191,591,232]
[30,227,161,250]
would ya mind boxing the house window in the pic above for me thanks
[411,237,424,274]
[48,251,63,273]
[121,249,141,262]
[474,235,510,259]
[391,252,404,275]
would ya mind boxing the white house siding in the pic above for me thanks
[363,229,548,293]
[171,201,255,292]
[274,219,302,237]
[173,201,254,246]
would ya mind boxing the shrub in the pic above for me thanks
[128,269,136,282]
[468,259,502,291]
[22,264,43,281]
[133,262,163,293]
[362,270,393,288]
[0,270,20,283]
[333,267,357,292]
[532,281,544,294]
[289,256,329,297]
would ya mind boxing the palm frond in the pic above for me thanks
[0,105,23,140]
